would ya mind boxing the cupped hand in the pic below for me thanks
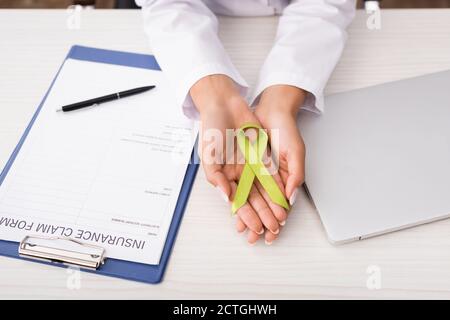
[254,84,307,217]
[190,75,287,244]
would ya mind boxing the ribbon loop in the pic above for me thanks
[231,124,290,214]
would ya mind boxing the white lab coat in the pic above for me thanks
[135,0,356,118]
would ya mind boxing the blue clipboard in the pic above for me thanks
[0,45,199,284]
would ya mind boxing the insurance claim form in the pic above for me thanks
[0,58,198,265]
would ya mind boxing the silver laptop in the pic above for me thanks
[298,70,450,244]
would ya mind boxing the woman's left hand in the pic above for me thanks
[240,85,307,243]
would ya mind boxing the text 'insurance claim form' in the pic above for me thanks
[0,58,198,265]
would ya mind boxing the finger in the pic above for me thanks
[236,216,247,233]
[264,122,305,201]
[236,200,264,235]
[261,147,288,198]
[247,184,280,234]
[285,146,305,205]
[264,229,278,245]
[255,179,288,224]
[271,168,287,198]
[255,154,288,222]
[203,163,231,202]
[230,182,264,234]
[247,230,260,245]
[278,162,289,186]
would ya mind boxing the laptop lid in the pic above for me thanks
[298,70,450,243]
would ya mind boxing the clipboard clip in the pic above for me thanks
[19,235,106,270]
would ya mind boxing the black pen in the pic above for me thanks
[56,85,155,112]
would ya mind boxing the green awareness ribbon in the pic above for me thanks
[231,123,290,214]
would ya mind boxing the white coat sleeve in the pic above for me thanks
[251,0,356,114]
[136,0,248,119]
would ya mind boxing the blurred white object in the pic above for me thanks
[365,0,380,11]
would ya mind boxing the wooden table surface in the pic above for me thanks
[1,9,450,299]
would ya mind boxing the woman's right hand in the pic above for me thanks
[190,74,287,245]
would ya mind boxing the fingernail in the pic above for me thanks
[249,242,256,246]
[270,228,279,235]
[289,188,299,206]
[279,220,286,226]
[216,186,229,203]
[238,227,247,233]
[265,240,273,246]
[257,228,264,235]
